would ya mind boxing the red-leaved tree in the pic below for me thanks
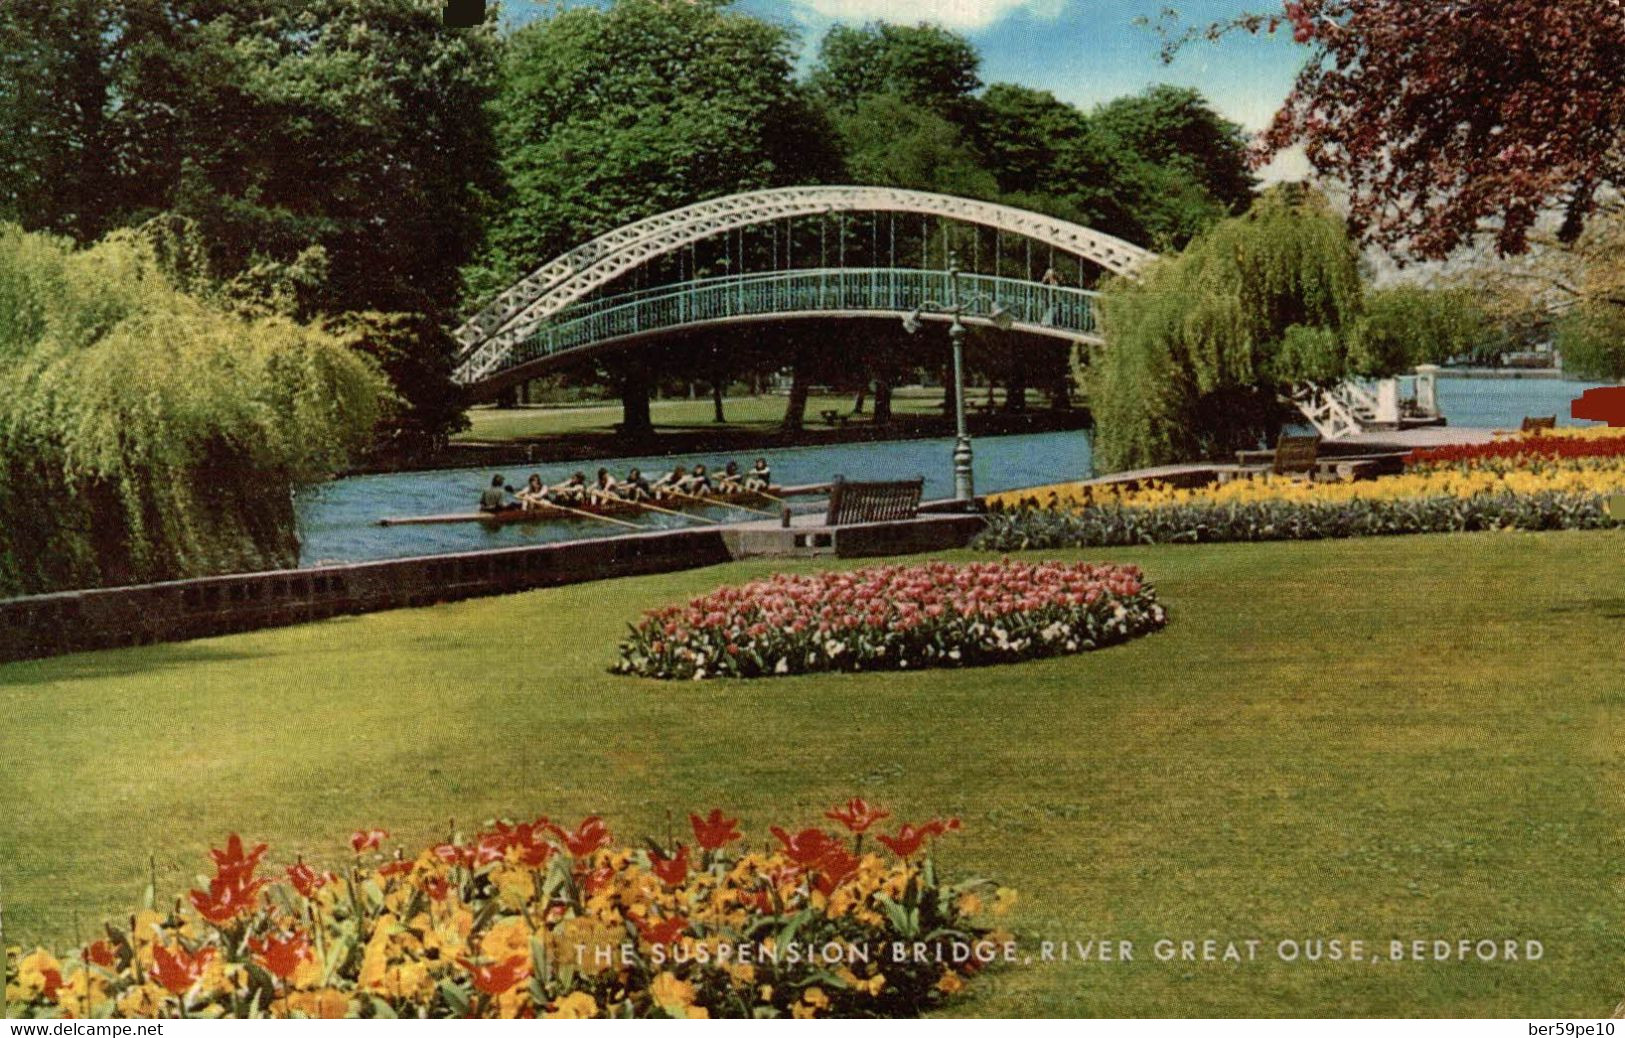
[1172,1,1625,258]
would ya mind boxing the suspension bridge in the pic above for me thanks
[452,186,1432,438]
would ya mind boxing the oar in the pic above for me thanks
[664,490,777,517]
[538,499,646,530]
[624,498,721,525]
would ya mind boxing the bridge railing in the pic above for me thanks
[489,268,1101,379]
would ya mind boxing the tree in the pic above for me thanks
[1086,188,1366,473]
[0,223,386,595]
[1353,286,1496,373]
[0,0,505,450]
[1179,1,1625,257]
[808,21,982,122]
[832,94,999,199]
[1557,304,1625,381]
[1092,85,1256,215]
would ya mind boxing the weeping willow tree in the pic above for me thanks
[1084,187,1366,473]
[0,224,388,596]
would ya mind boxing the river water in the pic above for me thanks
[295,376,1612,567]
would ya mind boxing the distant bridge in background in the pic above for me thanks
[452,186,1433,439]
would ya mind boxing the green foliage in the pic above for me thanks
[0,0,501,448]
[832,94,999,198]
[0,224,387,595]
[1555,303,1625,381]
[1091,85,1257,216]
[471,0,838,303]
[974,492,1616,550]
[808,21,982,120]
[1352,286,1496,372]
[1086,188,1367,473]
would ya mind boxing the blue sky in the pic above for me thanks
[504,0,1312,176]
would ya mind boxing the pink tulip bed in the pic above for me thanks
[614,560,1168,680]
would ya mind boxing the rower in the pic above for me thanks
[681,464,715,497]
[651,465,687,498]
[517,473,551,511]
[622,467,654,501]
[554,471,588,502]
[480,474,518,514]
[744,457,772,491]
[590,467,621,503]
[717,461,743,492]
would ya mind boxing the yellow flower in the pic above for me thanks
[493,867,536,910]
[284,988,351,1019]
[792,986,832,1019]
[16,949,62,999]
[956,892,983,916]
[937,971,965,995]
[480,916,532,961]
[546,990,599,1019]
[650,971,697,1016]
[116,982,169,1018]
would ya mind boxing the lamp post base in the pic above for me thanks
[953,435,975,502]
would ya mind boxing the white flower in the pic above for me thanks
[693,669,707,680]
[948,649,962,661]
[774,657,790,674]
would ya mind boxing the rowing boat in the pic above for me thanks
[378,486,800,527]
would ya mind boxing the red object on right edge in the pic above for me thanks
[1571,386,1625,426]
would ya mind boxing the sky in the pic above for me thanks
[506,0,1313,179]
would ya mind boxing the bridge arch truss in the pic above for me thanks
[454,186,1154,387]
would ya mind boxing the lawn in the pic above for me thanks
[2,532,1624,1016]
[456,390,964,442]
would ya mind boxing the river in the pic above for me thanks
[294,376,1612,567]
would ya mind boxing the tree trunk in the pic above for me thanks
[781,363,810,432]
[853,385,867,414]
[712,380,726,423]
[874,379,893,424]
[1005,378,1028,413]
[619,366,654,437]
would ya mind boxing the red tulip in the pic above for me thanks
[208,834,269,885]
[421,875,451,902]
[770,826,839,866]
[557,816,612,858]
[650,844,690,887]
[151,944,214,997]
[632,913,689,947]
[689,809,742,851]
[286,861,334,898]
[812,847,861,896]
[377,860,414,879]
[457,955,528,996]
[249,931,313,982]
[875,819,960,859]
[84,940,117,969]
[825,797,890,834]
[349,829,388,853]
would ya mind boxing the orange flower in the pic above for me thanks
[350,829,388,853]
[457,955,529,996]
[770,826,838,866]
[689,809,742,851]
[650,844,690,887]
[556,816,611,858]
[825,797,890,834]
[84,940,117,969]
[286,861,334,898]
[150,944,214,997]
[248,931,313,982]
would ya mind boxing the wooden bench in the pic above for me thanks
[1521,415,1557,432]
[1271,433,1321,478]
[819,409,850,427]
[824,476,924,525]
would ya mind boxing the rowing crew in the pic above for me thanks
[479,458,773,513]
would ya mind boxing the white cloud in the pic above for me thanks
[791,0,1065,32]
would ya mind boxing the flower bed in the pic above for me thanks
[613,560,1168,680]
[4,804,1013,1019]
[978,430,1625,551]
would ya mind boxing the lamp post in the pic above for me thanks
[902,251,1013,506]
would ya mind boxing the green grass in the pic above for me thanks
[3,532,1624,1016]
[457,390,961,442]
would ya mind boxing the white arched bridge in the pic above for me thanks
[452,186,1152,398]
[452,186,1428,439]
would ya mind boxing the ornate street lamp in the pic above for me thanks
[902,252,1013,504]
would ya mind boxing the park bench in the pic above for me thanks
[824,476,924,525]
[1520,415,1557,432]
[1270,433,1322,478]
[819,409,850,427]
